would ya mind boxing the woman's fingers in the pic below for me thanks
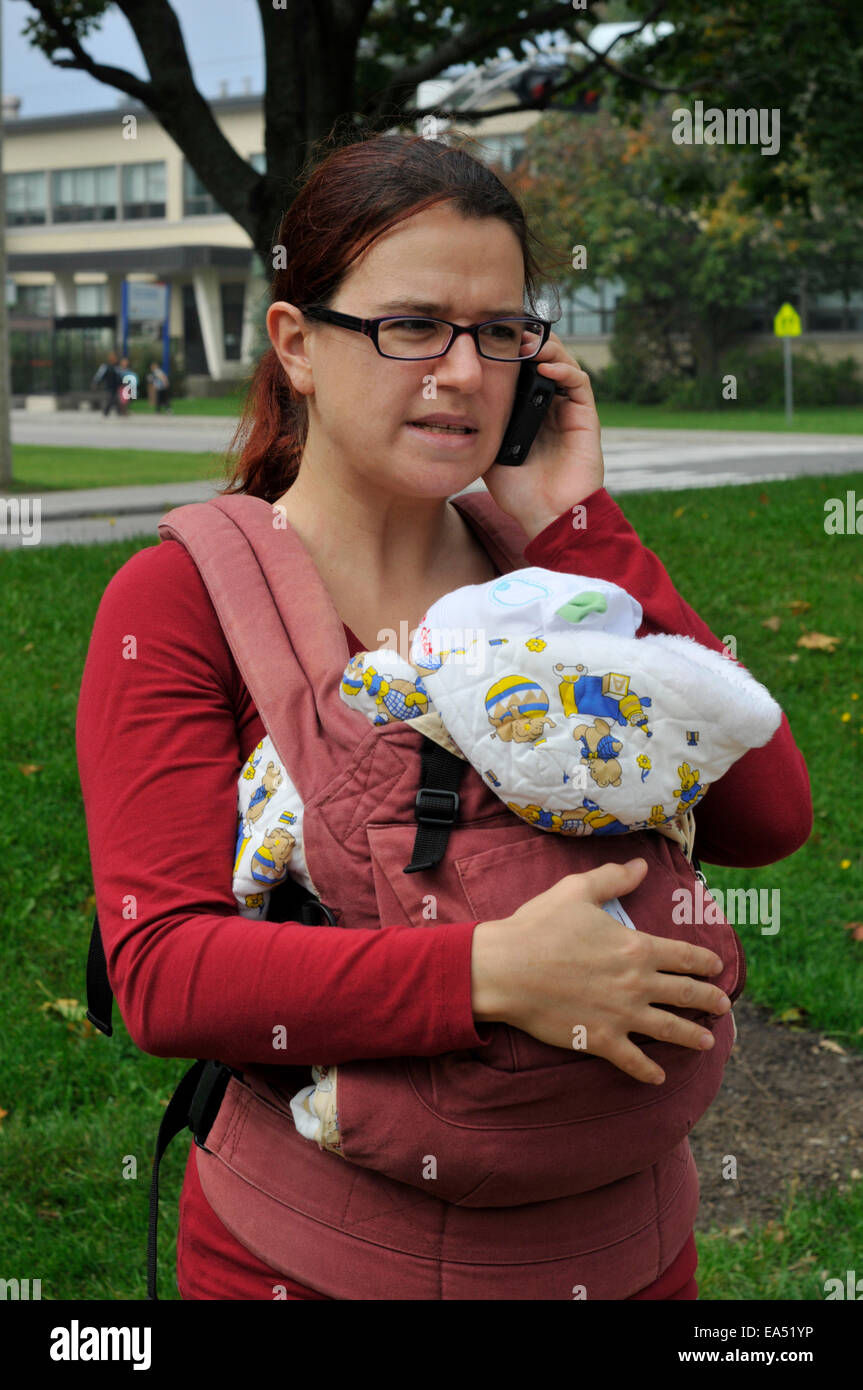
[643,973,732,1016]
[635,1003,723,1053]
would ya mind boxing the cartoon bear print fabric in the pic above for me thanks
[339,567,784,840]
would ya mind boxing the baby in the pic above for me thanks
[232,567,782,1154]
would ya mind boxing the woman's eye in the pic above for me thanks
[398,319,435,332]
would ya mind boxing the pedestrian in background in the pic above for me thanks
[90,351,122,416]
[118,356,138,416]
[148,361,172,412]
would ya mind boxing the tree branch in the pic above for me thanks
[361,1,602,117]
[360,1,689,128]
[27,0,263,238]
[25,0,153,102]
[570,7,707,97]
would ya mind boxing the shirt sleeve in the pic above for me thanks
[522,489,813,868]
[75,539,491,1067]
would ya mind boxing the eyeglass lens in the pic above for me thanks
[378,318,543,360]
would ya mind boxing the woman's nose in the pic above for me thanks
[434,333,485,389]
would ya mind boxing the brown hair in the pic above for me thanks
[219,131,551,503]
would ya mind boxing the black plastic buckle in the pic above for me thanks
[414,787,460,825]
[299,898,338,926]
[190,1060,235,1151]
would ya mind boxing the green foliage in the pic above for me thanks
[512,100,863,400]
[659,349,863,411]
[616,1,863,208]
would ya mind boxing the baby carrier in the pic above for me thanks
[84,489,745,1300]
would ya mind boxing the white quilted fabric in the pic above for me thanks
[339,567,783,838]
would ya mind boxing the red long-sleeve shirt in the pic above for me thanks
[75,487,812,1300]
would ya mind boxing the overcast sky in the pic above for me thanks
[2,0,266,118]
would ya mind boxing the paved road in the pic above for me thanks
[13,408,236,456]
[5,409,862,548]
[600,428,863,492]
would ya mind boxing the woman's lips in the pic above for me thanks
[405,422,479,449]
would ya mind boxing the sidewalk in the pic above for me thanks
[9,479,224,520]
[6,423,863,521]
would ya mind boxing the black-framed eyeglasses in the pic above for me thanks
[298,305,553,361]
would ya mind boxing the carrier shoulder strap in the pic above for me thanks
[86,485,532,1296]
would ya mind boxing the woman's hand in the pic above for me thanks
[482,331,605,542]
[470,859,732,1086]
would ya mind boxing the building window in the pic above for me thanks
[249,152,266,173]
[6,171,48,226]
[555,280,621,335]
[52,166,118,222]
[221,281,246,360]
[10,283,54,316]
[76,283,110,315]
[183,161,223,216]
[807,291,863,333]
[121,162,166,219]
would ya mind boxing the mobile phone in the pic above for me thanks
[493,360,558,465]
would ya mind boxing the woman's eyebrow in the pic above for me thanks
[375,300,527,317]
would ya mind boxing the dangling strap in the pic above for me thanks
[85,912,113,1037]
[679,807,697,864]
[85,875,333,1299]
[403,739,467,873]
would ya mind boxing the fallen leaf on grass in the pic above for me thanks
[772,1006,810,1028]
[818,1038,847,1055]
[18,764,43,775]
[39,997,88,1023]
[797,632,841,652]
[844,922,863,942]
[762,616,782,631]
[673,505,686,519]
[785,599,811,615]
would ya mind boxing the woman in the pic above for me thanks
[75,133,811,1300]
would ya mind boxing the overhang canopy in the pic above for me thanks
[7,244,254,275]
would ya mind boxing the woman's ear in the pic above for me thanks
[266,301,315,397]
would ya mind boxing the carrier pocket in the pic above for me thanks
[332,821,744,1206]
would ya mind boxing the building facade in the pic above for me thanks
[5,92,268,396]
[5,75,862,400]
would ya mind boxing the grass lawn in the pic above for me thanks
[596,403,863,433]
[8,444,230,490]
[1,470,860,1300]
[132,397,863,431]
[130,394,245,417]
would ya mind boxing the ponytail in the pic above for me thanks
[220,346,306,503]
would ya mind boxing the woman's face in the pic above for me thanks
[268,202,528,501]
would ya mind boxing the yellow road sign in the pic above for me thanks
[774,302,802,337]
